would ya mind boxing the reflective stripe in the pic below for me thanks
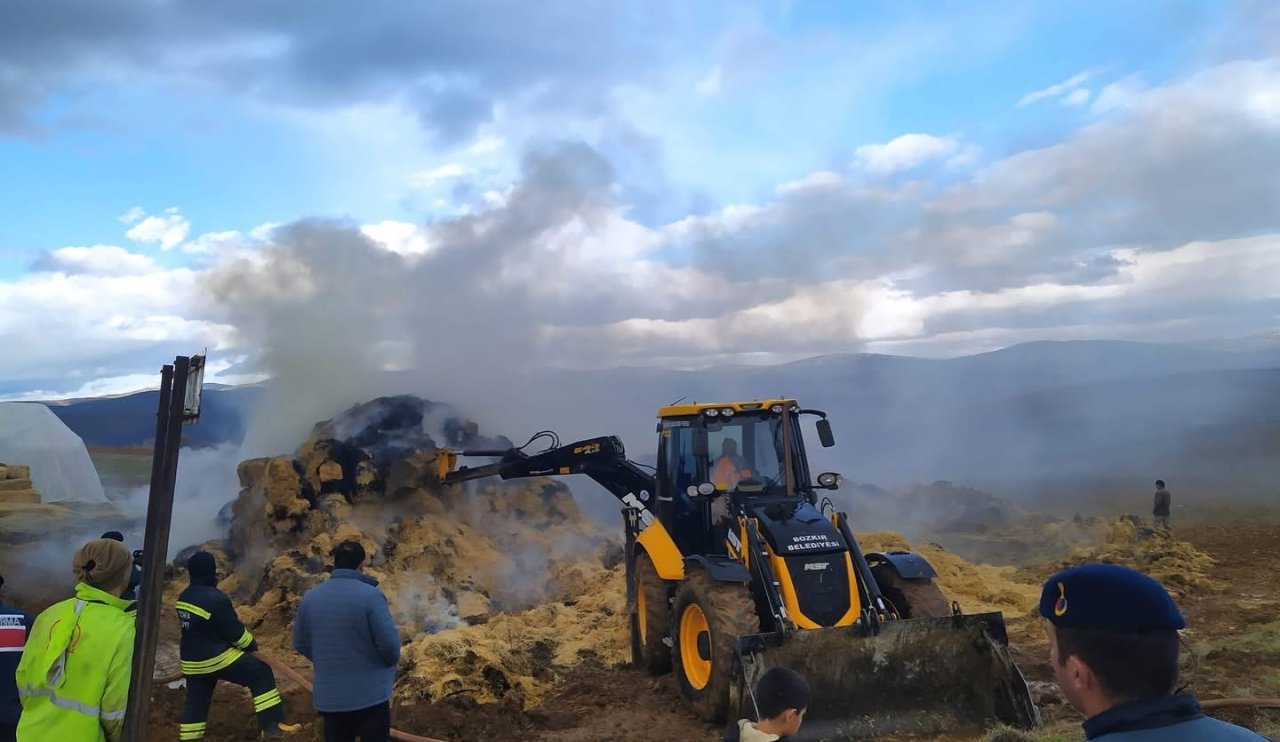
[45,600,87,689]
[253,688,282,712]
[179,721,207,739]
[18,685,125,720]
[175,601,211,620]
[233,628,253,649]
[180,646,242,675]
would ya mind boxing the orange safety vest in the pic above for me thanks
[713,456,752,489]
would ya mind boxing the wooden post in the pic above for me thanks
[122,355,191,740]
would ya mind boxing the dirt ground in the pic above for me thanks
[142,504,1280,742]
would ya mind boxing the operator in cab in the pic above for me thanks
[712,438,753,490]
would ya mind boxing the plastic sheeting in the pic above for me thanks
[0,402,107,504]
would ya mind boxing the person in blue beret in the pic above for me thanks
[1040,563,1271,741]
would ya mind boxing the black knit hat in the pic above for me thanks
[187,551,217,579]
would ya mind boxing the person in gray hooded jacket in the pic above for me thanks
[1040,563,1272,741]
[293,541,400,742]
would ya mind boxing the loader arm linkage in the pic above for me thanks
[432,434,659,519]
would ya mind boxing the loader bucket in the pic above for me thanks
[730,612,1040,741]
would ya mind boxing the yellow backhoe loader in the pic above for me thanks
[427,399,1040,740]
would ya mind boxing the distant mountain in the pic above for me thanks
[37,339,1280,510]
[44,385,263,448]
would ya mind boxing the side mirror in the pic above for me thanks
[816,418,835,448]
[692,429,709,458]
[816,472,841,490]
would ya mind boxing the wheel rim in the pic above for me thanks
[637,581,647,643]
[680,603,712,690]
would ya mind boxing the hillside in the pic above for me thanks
[36,340,1280,510]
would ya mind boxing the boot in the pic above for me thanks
[262,721,303,737]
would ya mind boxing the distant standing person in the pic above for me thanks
[0,574,31,742]
[1153,480,1171,530]
[293,541,401,742]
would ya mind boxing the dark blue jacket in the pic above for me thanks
[0,603,31,728]
[293,569,401,713]
[1085,694,1273,741]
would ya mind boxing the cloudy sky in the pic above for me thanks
[2,0,1278,400]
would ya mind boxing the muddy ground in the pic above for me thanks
[141,504,1280,742]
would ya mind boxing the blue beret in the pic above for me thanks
[1039,563,1186,632]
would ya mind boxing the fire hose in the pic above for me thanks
[154,654,448,742]
[251,651,449,742]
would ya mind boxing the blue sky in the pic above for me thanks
[0,0,1277,398]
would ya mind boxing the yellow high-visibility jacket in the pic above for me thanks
[15,582,135,742]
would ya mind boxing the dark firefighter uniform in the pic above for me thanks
[177,552,298,739]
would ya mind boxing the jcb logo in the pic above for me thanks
[573,443,601,455]
[803,562,829,571]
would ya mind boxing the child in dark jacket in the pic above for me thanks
[722,667,809,742]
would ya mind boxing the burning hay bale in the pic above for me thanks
[396,566,629,707]
[857,532,1043,617]
[1054,517,1216,596]
[211,395,624,706]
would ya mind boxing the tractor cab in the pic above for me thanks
[653,399,839,558]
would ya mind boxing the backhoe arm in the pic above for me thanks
[432,435,659,520]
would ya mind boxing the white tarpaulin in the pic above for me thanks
[0,402,107,504]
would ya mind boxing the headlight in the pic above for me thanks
[770,404,783,413]
[697,482,716,495]
[721,408,734,417]
[706,408,720,417]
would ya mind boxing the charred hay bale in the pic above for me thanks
[228,456,315,559]
[385,449,441,499]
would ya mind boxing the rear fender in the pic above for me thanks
[684,555,751,583]
[866,550,937,580]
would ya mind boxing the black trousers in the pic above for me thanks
[180,654,284,739]
[0,721,15,742]
[321,701,391,742]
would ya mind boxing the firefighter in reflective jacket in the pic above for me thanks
[15,538,135,742]
[177,552,300,739]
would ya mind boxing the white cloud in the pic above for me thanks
[183,230,245,256]
[775,170,845,195]
[408,163,471,189]
[35,245,157,276]
[124,207,191,250]
[854,133,961,175]
[465,136,505,156]
[118,206,147,225]
[360,220,432,258]
[1017,69,1096,107]
[1061,88,1091,107]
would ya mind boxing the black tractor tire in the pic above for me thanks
[670,568,760,723]
[872,564,952,618]
[635,552,673,675]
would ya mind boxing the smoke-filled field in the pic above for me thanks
[3,395,1278,742]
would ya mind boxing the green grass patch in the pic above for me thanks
[1201,620,1280,657]
[89,451,154,489]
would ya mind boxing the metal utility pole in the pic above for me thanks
[122,353,206,741]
